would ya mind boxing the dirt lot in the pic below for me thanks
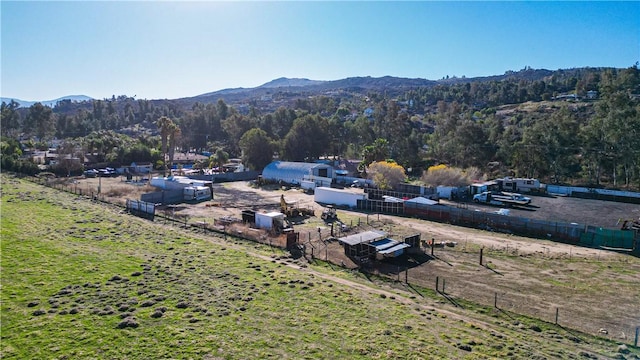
[442,194,640,229]
[66,175,640,341]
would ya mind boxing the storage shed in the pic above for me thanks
[262,161,335,185]
[338,230,387,259]
[255,211,285,230]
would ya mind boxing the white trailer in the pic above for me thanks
[183,186,212,201]
[497,177,543,193]
[314,187,367,208]
[301,180,316,191]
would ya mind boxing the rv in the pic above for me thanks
[183,186,212,202]
[496,177,543,193]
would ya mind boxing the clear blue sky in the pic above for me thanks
[2,1,639,101]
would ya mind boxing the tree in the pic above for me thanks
[25,102,55,140]
[361,138,390,168]
[421,164,480,187]
[581,90,640,187]
[282,114,329,161]
[156,116,176,175]
[53,139,83,177]
[1,100,21,137]
[168,125,181,172]
[518,106,580,183]
[209,148,229,172]
[239,128,274,171]
[367,160,406,190]
[221,113,255,156]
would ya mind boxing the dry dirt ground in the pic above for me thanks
[442,194,640,229]
[68,175,640,341]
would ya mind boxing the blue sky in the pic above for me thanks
[2,1,639,101]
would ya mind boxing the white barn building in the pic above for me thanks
[261,161,335,185]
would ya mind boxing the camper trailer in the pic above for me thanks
[496,177,543,193]
[183,186,212,202]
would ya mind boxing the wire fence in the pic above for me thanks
[20,174,640,347]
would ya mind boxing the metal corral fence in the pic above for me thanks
[140,189,184,205]
[189,170,260,183]
[581,226,637,250]
[365,187,438,201]
[20,174,640,346]
[125,199,155,220]
[361,199,639,254]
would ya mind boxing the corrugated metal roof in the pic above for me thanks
[338,230,387,246]
[262,161,333,184]
[378,243,410,255]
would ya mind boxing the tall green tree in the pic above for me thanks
[156,116,176,175]
[581,90,640,187]
[282,114,329,161]
[1,100,21,137]
[209,148,229,171]
[221,114,255,156]
[520,106,580,182]
[25,103,55,140]
[239,128,274,171]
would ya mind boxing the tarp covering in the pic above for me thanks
[404,196,439,206]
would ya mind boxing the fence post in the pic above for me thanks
[436,276,439,292]
[405,267,408,284]
[494,292,498,308]
[442,278,446,294]
[635,326,639,347]
[479,247,484,266]
[555,308,559,325]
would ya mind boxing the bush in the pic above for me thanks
[421,165,484,187]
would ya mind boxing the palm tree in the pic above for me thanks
[167,125,181,174]
[156,116,174,175]
[209,148,229,173]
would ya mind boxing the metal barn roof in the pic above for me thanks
[377,243,410,255]
[338,230,387,246]
[262,161,334,185]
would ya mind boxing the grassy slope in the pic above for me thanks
[1,176,636,359]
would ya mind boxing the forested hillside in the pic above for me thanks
[2,66,639,189]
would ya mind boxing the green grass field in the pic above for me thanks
[2,175,637,359]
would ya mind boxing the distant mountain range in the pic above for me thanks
[0,68,598,108]
[0,95,93,108]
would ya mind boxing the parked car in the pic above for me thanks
[84,169,98,178]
